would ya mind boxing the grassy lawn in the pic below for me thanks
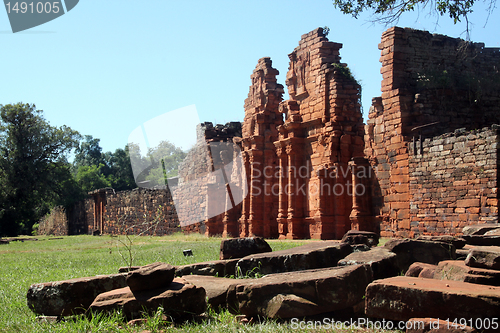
[0,234,397,332]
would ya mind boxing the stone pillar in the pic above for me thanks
[276,144,288,239]
[248,149,264,236]
[286,143,303,239]
[238,150,251,237]
[311,167,335,239]
[349,157,374,232]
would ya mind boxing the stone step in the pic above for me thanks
[236,264,372,319]
[366,276,500,331]
[465,246,500,270]
[434,260,500,286]
[27,273,127,316]
[235,241,352,276]
[88,277,206,320]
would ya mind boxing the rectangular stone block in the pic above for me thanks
[366,276,500,323]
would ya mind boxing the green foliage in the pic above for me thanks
[332,62,357,82]
[31,223,39,236]
[75,164,111,193]
[0,103,81,236]
[134,140,187,187]
[333,0,496,27]
[106,145,137,191]
[73,136,137,193]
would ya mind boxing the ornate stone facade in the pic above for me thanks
[240,28,371,239]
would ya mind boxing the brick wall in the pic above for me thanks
[408,126,499,235]
[366,27,500,237]
[88,188,180,236]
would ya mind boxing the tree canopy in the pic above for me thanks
[333,0,496,28]
[0,103,80,235]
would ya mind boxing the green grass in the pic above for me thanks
[0,234,399,332]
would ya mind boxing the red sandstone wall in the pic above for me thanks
[408,126,499,235]
[239,28,368,240]
[366,27,500,237]
[240,57,284,238]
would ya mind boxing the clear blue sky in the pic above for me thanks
[1,1,499,154]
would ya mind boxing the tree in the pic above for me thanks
[73,137,137,192]
[106,146,137,191]
[74,164,111,194]
[333,0,496,29]
[0,103,80,236]
[144,140,187,187]
[73,135,107,171]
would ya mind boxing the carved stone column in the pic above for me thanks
[311,166,335,239]
[238,150,251,237]
[248,149,264,236]
[349,157,374,232]
[276,144,288,239]
[285,143,304,239]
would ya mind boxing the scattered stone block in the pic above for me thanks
[456,248,470,260]
[235,241,352,276]
[175,259,239,277]
[89,277,206,320]
[463,235,500,246]
[219,237,272,260]
[365,276,500,324]
[0,239,8,245]
[406,318,477,333]
[236,264,372,319]
[384,239,456,272]
[465,246,500,270]
[27,273,127,316]
[341,230,379,247]
[337,247,399,280]
[118,266,141,273]
[405,262,438,279]
[126,262,175,293]
[416,235,466,249]
[485,229,500,236]
[434,260,500,286]
[463,224,500,236]
[182,275,252,311]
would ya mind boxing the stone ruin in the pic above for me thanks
[178,26,500,240]
[26,26,500,330]
[39,26,500,243]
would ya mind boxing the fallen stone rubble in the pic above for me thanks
[26,228,500,332]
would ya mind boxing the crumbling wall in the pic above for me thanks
[175,122,244,237]
[365,27,500,237]
[88,188,180,236]
[240,57,284,238]
[275,28,368,239]
[408,126,499,235]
